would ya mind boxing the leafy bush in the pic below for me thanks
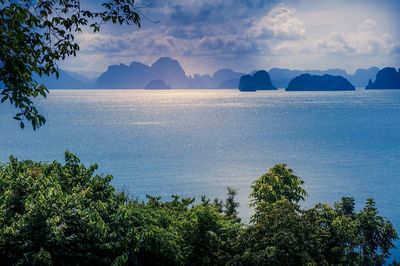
[0,154,397,265]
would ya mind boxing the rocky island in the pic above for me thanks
[366,67,400,89]
[286,74,355,91]
[145,79,171,90]
[239,70,276,91]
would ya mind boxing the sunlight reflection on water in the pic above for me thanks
[1,89,399,258]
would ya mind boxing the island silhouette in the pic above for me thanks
[30,57,398,91]
[366,67,400,89]
[286,74,355,91]
[145,79,171,90]
[239,70,277,91]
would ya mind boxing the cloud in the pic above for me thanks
[146,0,279,26]
[77,30,177,57]
[271,39,315,54]
[76,28,258,62]
[169,4,215,24]
[168,26,206,39]
[198,36,258,57]
[358,19,377,31]
[318,22,393,56]
[250,5,306,40]
[60,0,400,75]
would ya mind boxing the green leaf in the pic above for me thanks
[112,253,128,266]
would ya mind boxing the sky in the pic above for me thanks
[61,0,400,77]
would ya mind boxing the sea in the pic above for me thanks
[1,89,399,259]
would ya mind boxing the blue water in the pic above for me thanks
[1,89,399,258]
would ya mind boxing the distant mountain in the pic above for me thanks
[150,57,190,88]
[190,74,209,88]
[189,64,244,89]
[96,57,195,89]
[190,69,244,88]
[366,67,400,89]
[36,70,90,89]
[193,74,212,88]
[348,67,379,87]
[239,70,276,91]
[269,68,301,88]
[66,71,96,84]
[218,78,239,89]
[323,69,349,77]
[95,57,245,89]
[212,69,244,86]
[96,61,152,89]
[26,56,383,90]
[4,57,245,90]
[286,74,355,91]
[145,79,171,90]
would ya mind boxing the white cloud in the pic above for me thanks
[271,38,315,54]
[76,30,180,56]
[318,21,393,56]
[76,29,257,58]
[267,19,394,59]
[250,5,306,40]
[358,19,377,31]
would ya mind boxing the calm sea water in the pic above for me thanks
[1,89,399,257]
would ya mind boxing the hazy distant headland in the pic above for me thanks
[34,57,399,91]
[145,79,171,90]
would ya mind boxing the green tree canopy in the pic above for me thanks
[0,155,397,265]
[0,0,141,129]
[250,163,307,222]
[235,164,398,265]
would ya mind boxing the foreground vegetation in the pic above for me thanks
[0,152,398,265]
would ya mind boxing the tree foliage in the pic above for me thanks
[233,164,398,265]
[0,0,141,129]
[250,163,307,222]
[0,154,397,265]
